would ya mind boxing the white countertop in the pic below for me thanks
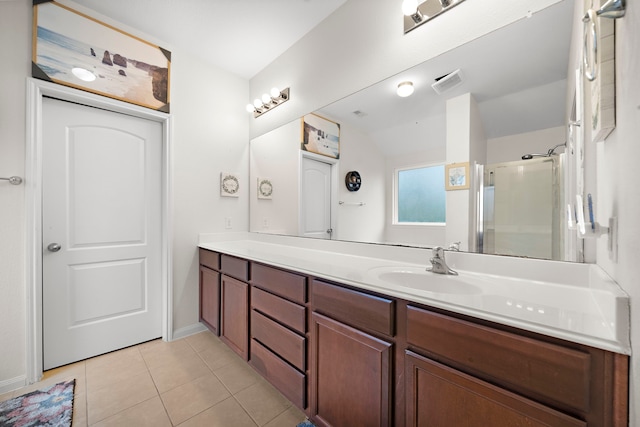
[199,232,631,355]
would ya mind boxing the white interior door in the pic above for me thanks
[301,157,332,239]
[42,97,163,370]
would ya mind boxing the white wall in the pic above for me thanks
[249,120,300,235]
[0,0,248,390]
[593,4,640,424]
[335,124,386,243]
[445,93,485,251]
[487,126,566,164]
[0,0,29,390]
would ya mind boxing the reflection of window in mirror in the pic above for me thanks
[395,164,446,224]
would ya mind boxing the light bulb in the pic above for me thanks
[397,81,414,97]
[262,93,272,104]
[270,87,281,98]
[402,0,419,16]
[253,98,262,108]
[71,67,96,82]
[246,104,256,113]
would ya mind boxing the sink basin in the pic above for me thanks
[369,266,482,295]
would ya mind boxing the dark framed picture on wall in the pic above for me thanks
[32,0,171,112]
[301,113,340,159]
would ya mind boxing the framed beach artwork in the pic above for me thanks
[445,162,469,190]
[301,113,340,159]
[32,0,171,112]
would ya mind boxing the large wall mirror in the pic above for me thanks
[250,1,584,262]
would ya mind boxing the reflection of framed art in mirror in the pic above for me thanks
[257,178,273,199]
[300,113,340,159]
[445,162,469,191]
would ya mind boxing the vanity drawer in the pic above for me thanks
[252,287,306,334]
[251,310,305,371]
[312,279,395,337]
[406,305,591,413]
[220,254,249,281]
[251,263,306,304]
[199,249,220,271]
[250,339,306,409]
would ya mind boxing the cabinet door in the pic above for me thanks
[405,351,586,427]
[199,266,220,335]
[310,313,392,427]
[220,275,249,360]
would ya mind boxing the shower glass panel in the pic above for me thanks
[482,157,562,259]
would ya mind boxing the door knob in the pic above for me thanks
[47,243,62,252]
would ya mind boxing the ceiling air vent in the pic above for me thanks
[431,69,463,95]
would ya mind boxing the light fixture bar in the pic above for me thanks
[247,87,290,118]
[403,0,466,34]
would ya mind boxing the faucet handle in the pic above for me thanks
[432,246,445,258]
[447,241,461,251]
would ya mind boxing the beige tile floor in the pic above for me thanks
[0,331,307,426]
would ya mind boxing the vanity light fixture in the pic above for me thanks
[397,81,415,97]
[402,0,424,23]
[246,87,290,118]
[403,0,466,34]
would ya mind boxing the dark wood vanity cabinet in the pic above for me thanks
[405,351,586,427]
[404,304,629,427]
[219,254,250,360]
[220,274,249,360]
[198,249,220,335]
[249,263,308,409]
[310,279,395,427]
[198,249,629,427]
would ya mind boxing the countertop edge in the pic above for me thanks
[198,240,631,355]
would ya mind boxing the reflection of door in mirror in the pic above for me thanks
[301,156,333,239]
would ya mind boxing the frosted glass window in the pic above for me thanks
[396,165,446,223]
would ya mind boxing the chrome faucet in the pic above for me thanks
[447,241,461,251]
[426,246,458,275]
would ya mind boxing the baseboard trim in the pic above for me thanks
[172,323,208,340]
[0,375,27,395]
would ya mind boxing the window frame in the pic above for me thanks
[392,162,447,226]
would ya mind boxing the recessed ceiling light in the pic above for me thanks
[71,67,96,82]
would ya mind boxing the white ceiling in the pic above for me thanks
[70,0,348,79]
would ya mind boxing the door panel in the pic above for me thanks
[68,127,146,246]
[301,157,332,239]
[42,97,162,370]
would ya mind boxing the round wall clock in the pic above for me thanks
[345,171,361,191]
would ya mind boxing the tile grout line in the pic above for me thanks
[137,343,176,426]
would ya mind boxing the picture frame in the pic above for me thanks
[257,178,273,200]
[301,113,340,159]
[445,162,470,190]
[32,0,171,112]
[220,172,240,197]
[584,0,616,142]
